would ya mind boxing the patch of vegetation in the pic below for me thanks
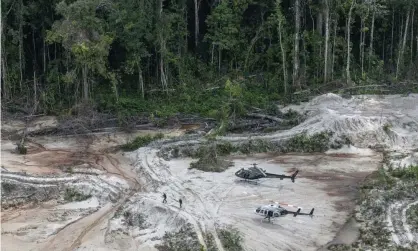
[155,223,204,251]
[285,130,334,152]
[189,143,234,172]
[202,233,217,251]
[358,221,391,247]
[390,165,418,180]
[282,108,300,120]
[120,133,164,151]
[330,134,352,149]
[170,131,334,164]
[354,165,418,250]
[1,182,17,193]
[383,123,392,134]
[237,139,278,154]
[216,226,243,251]
[265,103,283,117]
[64,188,92,202]
[327,244,352,251]
[16,144,27,154]
[406,204,418,232]
[122,211,148,229]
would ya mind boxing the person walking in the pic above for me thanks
[162,193,167,204]
[265,210,273,222]
[179,198,183,208]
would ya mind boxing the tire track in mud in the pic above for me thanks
[63,152,144,250]
[2,137,142,251]
[66,191,138,251]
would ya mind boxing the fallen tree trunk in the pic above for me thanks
[246,113,285,123]
[228,121,275,132]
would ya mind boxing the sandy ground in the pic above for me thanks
[0,127,179,251]
[118,147,380,251]
[1,133,379,251]
[2,93,418,250]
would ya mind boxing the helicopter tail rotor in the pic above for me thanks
[309,208,314,217]
[291,170,299,183]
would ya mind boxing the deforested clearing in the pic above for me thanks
[2,94,418,251]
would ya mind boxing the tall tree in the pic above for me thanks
[275,0,288,93]
[111,0,154,98]
[396,3,411,79]
[324,0,330,84]
[346,0,356,85]
[18,0,24,91]
[368,0,376,71]
[47,0,114,101]
[410,7,415,65]
[293,0,301,90]
[194,0,200,49]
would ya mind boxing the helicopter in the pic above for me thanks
[235,163,299,183]
[255,203,314,223]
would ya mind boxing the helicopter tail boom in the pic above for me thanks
[291,208,314,217]
[264,170,299,182]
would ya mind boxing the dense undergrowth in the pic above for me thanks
[170,130,335,172]
[189,143,234,172]
[121,133,165,151]
[155,223,205,251]
[155,223,243,251]
[96,83,283,119]
[64,188,92,202]
[406,204,418,232]
[216,226,243,251]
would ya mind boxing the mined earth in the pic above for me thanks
[2,94,418,251]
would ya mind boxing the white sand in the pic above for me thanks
[2,93,418,250]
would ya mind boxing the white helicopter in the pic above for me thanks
[255,203,314,222]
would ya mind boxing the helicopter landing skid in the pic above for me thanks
[237,179,263,185]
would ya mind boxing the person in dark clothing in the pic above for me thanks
[162,193,167,203]
[265,210,273,222]
[179,198,183,208]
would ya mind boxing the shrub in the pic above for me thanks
[285,131,333,152]
[121,133,164,151]
[2,183,17,193]
[217,226,243,251]
[189,143,234,172]
[406,204,418,232]
[123,211,147,228]
[390,165,418,180]
[155,223,202,251]
[64,188,91,202]
[383,123,392,134]
[16,143,27,154]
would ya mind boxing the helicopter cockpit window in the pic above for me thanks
[260,210,264,214]
[256,208,261,213]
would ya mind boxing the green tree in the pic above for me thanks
[111,0,154,98]
[47,0,114,101]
